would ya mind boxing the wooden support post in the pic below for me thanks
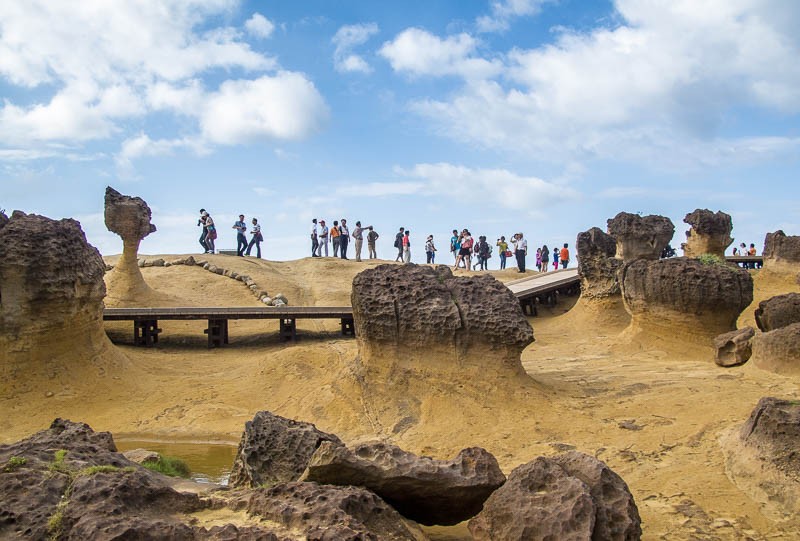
[133,318,161,346]
[205,319,229,348]
[280,318,297,342]
[341,317,355,336]
[519,297,537,317]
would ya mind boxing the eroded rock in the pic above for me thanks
[751,322,800,375]
[621,258,753,339]
[683,209,733,259]
[104,186,157,301]
[607,212,675,262]
[576,227,622,299]
[754,293,800,332]
[229,411,342,489]
[714,327,755,367]
[468,453,640,541]
[763,230,800,271]
[301,440,506,526]
[351,264,533,374]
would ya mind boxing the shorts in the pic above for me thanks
[459,248,471,256]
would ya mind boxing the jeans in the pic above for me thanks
[246,237,261,258]
[340,236,349,259]
[237,233,248,256]
[561,259,569,269]
[199,230,208,252]
[499,253,506,269]
[354,237,363,261]
[311,236,318,257]
[426,251,435,264]
[516,250,526,272]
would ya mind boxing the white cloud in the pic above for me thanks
[332,23,379,73]
[335,181,425,197]
[476,0,552,33]
[201,73,329,144]
[379,28,502,79]
[245,13,275,38]
[115,133,206,175]
[403,1,800,167]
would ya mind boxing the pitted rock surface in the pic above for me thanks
[621,258,753,335]
[351,264,533,367]
[607,212,675,262]
[754,293,800,332]
[468,453,641,541]
[714,327,755,367]
[300,440,506,526]
[0,212,106,351]
[740,397,800,482]
[229,411,342,489]
[0,210,8,231]
[683,209,733,258]
[242,481,426,540]
[763,230,800,268]
[576,227,622,299]
[752,323,800,375]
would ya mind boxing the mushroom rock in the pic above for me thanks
[620,258,753,344]
[104,186,157,302]
[606,212,674,262]
[351,264,533,377]
[683,209,733,258]
[576,227,622,300]
[0,212,114,389]
[763,230,800,272]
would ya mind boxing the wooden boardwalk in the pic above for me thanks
[103,268,581,348]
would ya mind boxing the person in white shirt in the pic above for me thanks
[512,232,527,272]
[246,218,262,258]
[318,219,329,257]
[310,219,319,257]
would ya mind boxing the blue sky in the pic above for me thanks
[1,0,798,263]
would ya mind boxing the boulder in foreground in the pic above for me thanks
[714,327,755,367]
[754,293,800,332]
[301,440,506,526]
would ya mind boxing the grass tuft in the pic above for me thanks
[141,455,191,478]
[3,456,26,472]
[696,253,727,266]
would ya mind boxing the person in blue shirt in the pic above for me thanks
[233,214,247,256]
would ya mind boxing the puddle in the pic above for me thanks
[115,439,237,485]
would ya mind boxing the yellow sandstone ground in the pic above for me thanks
[2,255,799,539]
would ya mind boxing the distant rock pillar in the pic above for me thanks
[606,212,674,262]
[762,230,800,272]
[104,186,157,301]
[683,209,733,258]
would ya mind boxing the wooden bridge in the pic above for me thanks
[104,268,581,347]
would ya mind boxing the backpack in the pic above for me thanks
[394,233,402,248]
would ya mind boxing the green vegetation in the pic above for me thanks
[3,456,27,472]
[48,450,70,474]
[141,455,191,478]
[79,465,135,476]
[696,253,727,266]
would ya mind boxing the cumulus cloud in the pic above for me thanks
[379,28,502,79]
[332,23,379,73]
[335,181,425,197]
[476,0,552,32]
[245,13,275,38]
[400,1,800,168]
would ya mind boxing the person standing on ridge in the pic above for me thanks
[540,244,549,273]
[318,219,329,257]
[394,227,405,262]
[496,236,508,270]
[353,221,371,262]
[425,235,437,264]
[560,243,570,269]
[233,214,247,256]
[246,217,262,258]
[367,226,379,259]
[513,232,527,273]
[331,221,341,257]
[310,218,319,257]
[339,218,350,259]
[552,246,559,270]
[402,230,411,263]
[204,212,217,254]
[198,209,209,253]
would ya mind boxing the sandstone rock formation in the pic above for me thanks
[723,398,800,518]
[576,226,622,299]
[104,186,157,302]
[301,440,506,526]
[754,293,800,332]
[468,452,641,541]
[0,212,113,388]
[229,411,342,489]
[683,209,733,258]
[751,323,800,375]
[620,257,753,341]
[607,212,674,262]
[351,264,533,375]
[0,419,425,540]
[714,327,755,367]
[0,210,8,230]
[763,230,800,271]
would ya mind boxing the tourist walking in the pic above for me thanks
[402,230,411,263]
[497,236,508,270]
[204,212,217,254]
[535,248,542,272]
[246,218,262,258]
[318,219,329,256]
[513,233,527,273]
[233,214,247,256]
[367,226,379,259]
[394,227,405,262]
[339,218,350,259]
[353,221,370,262]
[425,235,437,264]
[477,236,490,270]
[560,243,570,269]
[454,230,473,271]
[540,244,549,273]
[450,230,460,263]
[331,221,341,257]
[310,218,319,257]
[552,246,559,270]
[198,209,210,253]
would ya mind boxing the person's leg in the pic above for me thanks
[312,238,318,257]
[246,237,254,256]
[341,238,348,259]
[207,236,215,253]
[200,231,208,252]
[431,252,435,264]
[355,238,363,261]
[255,240,261,258]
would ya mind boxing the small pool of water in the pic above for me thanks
[115,439,238,485]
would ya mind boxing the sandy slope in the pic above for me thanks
[3,255,800,539]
